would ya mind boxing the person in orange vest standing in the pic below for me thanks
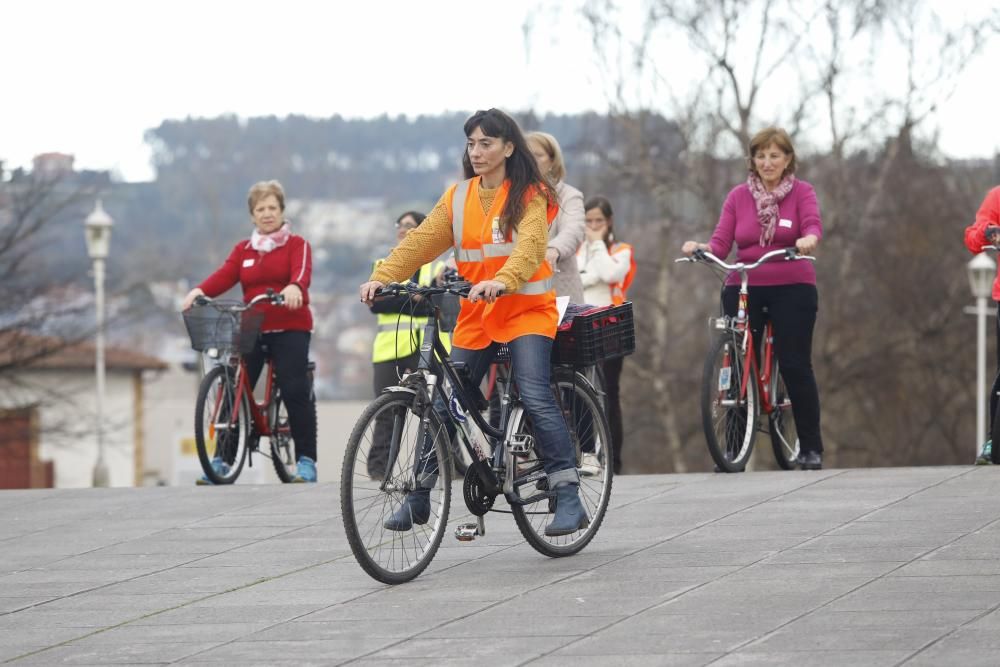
[578,196,635,474]
[360,108,588,537]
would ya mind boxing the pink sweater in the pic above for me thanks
[709,179,823,287]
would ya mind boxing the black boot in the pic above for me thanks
[383,489,431,531]
[798,451,822,471]
[544,484,589,537]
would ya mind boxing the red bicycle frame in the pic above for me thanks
[727,290,779,416]
[208,357,282,441]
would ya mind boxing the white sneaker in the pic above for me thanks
[579,452,602,477]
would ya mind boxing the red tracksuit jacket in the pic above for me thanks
[199,235,313,332]
[964,186,1000,301]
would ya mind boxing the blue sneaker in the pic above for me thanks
[291,456,317,483]
[195,457,231,485]
[976,440,992,466]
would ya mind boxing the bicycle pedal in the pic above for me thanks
[509,433,534,455]
[455,523,479,541]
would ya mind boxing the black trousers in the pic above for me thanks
[244,331,317,461]
[722,284,823,455]
[990,304,1000,429]
[369,352,421,473]
[601,356,624,474]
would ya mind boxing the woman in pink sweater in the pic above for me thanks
[682,127,824,470]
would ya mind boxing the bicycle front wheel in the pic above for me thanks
[702,334,758,472]
[769,361,799,470]
[510,368,613,557]
[194,365,250,484]
[340,390,452,584]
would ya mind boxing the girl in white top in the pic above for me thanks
[576,195,632,475]
[578,196,632,306]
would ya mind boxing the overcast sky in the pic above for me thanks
[3,0,997,182]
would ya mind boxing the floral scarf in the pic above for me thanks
[747,173,795,247]
[250,223,291,254]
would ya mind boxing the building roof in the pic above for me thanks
[0,331,168,372]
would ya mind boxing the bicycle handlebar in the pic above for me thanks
[674,247,816,271]
[374,280,490,299]
[193,288,285,311]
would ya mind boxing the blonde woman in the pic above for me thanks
[181,181,318,483]
[526,131,585,303]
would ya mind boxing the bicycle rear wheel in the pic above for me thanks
[769,361,799,470]
[268,394,298,482]
[194,365,250,484]
[341,390,452,584]
[702,333,758,472]
[510,368,613,557]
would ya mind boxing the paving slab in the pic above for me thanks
[3,467,1000,664]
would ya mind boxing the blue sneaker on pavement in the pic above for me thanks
[291,456,317,483]
[976,440,992,466]
[195,457,231,485]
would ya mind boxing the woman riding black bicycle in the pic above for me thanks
[359,108,586,537]
[181,180,318,483]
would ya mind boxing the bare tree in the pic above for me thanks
[557,0,1000,471]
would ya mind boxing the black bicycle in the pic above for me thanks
[341,280,618,584]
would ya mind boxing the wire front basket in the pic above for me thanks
[183,304,264,355]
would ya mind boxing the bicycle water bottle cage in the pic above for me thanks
[452,362,489,412]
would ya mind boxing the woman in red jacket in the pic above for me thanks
[964,185,1000,464]
[181,180,318,483]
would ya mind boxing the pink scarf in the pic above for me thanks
[250,223,291,254]
[747,173,795,247]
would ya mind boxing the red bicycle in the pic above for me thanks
[183,291,314,484]
[677,248,816,472]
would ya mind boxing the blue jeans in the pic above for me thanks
[415,335,579,490]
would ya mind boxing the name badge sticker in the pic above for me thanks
[242,259,255,268]
[491,217,505,244]
[779,218,793,229]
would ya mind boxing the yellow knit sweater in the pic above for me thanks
[369,182,549,293]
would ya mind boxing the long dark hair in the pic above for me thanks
[584,196,618,251]
[461,108,556,236]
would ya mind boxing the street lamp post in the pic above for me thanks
[967,252,996,459]
[85,200,113,487]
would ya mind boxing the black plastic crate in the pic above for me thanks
[552,302,635,366]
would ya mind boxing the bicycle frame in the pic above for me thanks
[730,289,780,417]
[377,289,548,506]
[226,357,279,439]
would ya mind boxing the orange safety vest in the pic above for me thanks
[445,177,559,349]
[609,241,636,306]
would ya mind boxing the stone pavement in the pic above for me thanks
[4,467,1000,665]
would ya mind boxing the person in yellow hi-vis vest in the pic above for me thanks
[368,211,447,478]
